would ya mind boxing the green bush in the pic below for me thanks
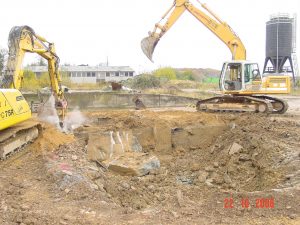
[21,70,39,90]
[37,71,71,88]
[126,74,161,89]
[0,48,7,74]
[21,70,72,91]
[176,70,195,80]
[38,72,51,88]
[154,67,177,80]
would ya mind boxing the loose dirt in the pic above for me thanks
[0,100,299,224]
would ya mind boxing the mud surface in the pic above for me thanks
[0,98,300,225]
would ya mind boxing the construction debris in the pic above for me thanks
[132,95,146,110]
[1,107,300,224]
[87,130,159,176]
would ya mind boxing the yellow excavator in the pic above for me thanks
[141,0,290,113]
[0,25,67,159]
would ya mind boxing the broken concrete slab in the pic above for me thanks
[87,130,139,162]
[133,127,155,150]
[107,153,160,176]
[87,130,160,176]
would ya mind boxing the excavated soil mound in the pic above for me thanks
[29,122,74,153]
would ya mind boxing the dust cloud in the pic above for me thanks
[38,95,86,132]
[63,107,86,132]
[38,95,60,128]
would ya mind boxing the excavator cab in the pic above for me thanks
[220,61,262,94]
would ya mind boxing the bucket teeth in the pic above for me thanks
[141,36,159,62]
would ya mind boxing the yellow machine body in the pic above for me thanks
[0,26,67,130]
[0,89,31,131]
[220,60,291,95]
[0,26,67,159]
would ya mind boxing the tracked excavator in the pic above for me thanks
[141,0,290,114]
[0,25,67,159]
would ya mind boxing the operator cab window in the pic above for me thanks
[244,64,261,83]
[223,63,242,91]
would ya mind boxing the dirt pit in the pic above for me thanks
[0,109,299,224]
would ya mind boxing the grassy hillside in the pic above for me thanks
[175,68,220,81]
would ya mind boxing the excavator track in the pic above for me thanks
[253,95,289,114]
[0,121,42,160]
[196,95,276,114]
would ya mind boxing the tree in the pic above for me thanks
[60,71,72,86]
[154,67,177,80]
[38,71,71,88]
[29,56,47,66]
[37,56,47,66]
[38,72,50,87]
[21,70,39,90]
[0,48,8,75]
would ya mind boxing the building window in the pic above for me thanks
[106,72,110,77]
[77,72,81,77]
[87,72,91,77]
[71,72,76,77]
[82,72,86,77]
[129,72,133,76]
[125,72,128,77]
[115,72,119,77]
[92,72,96,77]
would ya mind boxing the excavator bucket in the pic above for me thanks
[141,36,159,62]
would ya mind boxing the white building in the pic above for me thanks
[27,65,136,83]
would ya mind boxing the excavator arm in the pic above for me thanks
[2,26,67,119]
[141,0,246,61]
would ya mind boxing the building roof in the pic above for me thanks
[26,65,135,72]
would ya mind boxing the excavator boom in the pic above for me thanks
[3,26,65,102]
[141,0,246,62]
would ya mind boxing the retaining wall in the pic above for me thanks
[23,92,198,109]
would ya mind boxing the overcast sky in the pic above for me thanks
[0,0,299,73]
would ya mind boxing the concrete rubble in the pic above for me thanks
[87,130,160,176]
